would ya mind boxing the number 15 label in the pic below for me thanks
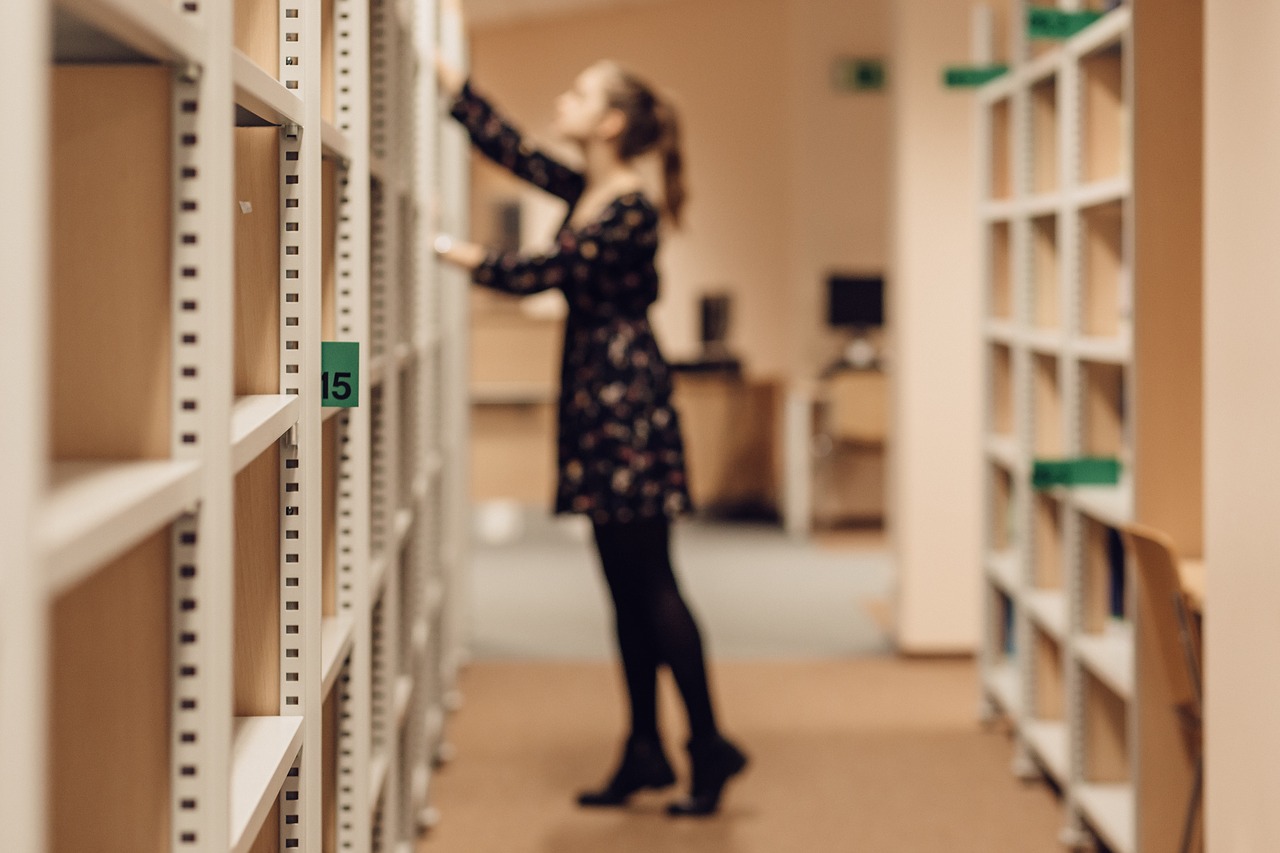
[321,342,359,408]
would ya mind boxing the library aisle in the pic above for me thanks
[416,516,1062,852]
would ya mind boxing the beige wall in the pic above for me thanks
[889,0,983,653]
[466,0,891,379]
[1204,1,1280,847]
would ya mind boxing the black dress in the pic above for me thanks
[451,82,694,524]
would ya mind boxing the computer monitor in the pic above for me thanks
[827,274,884,329]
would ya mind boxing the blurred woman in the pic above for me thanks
[434,59,747,817]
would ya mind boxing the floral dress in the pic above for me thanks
[451,82,693,524]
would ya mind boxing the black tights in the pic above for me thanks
[592,516,718,742]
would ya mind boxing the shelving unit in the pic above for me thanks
[977,3,1202,851]
[3,0,471,851]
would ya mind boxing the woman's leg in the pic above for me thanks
[614,517,719,739]
[592,522,662,740]
[577,522,676,807]
[608,516,747,817]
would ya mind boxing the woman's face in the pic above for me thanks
[554,63,616,144]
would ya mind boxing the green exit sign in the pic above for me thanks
[1027,8,1105,40]
[833,58,886,92]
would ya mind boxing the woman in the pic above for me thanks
[434,59,747,817]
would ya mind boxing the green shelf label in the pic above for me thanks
[322,341,359,408]
[1032,457,1122,490]
[1027,8,1105,40]
[944,65,1009,88]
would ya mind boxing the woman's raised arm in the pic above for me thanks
[438,60,585,203]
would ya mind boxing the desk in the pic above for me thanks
[811,369,887,527]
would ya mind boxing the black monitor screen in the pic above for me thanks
[827,274,884,328]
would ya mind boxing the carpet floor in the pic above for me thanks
[417,658,1063,853]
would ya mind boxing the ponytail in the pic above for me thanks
[654,99,686,227]
[601,61,688,227]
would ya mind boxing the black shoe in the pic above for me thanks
[666,735,748,817]
[577,736,677,807]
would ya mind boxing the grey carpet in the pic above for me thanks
[467,505,893,659]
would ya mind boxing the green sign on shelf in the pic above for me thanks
[944,65,1009,88]
[321,342,359,408]
[1027,8,1106,41]
[1032,457,1122,490]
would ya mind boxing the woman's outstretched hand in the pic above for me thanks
[435,55,465,100]
[433,234,485,271]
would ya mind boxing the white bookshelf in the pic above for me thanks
[977,3,1202,851]
[2,0,471,850]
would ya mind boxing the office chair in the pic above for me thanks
[1123,523,1202,853]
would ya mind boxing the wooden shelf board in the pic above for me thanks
[412,616,431,661]
[42,459,201,595]
[394,508,414,551]
[984,319,1018,345]
[230,715,304,853]
[394,341,416,369]
[371,551,390,599]
[232,394,300,472]
[981,199,1018,222]
[56,0,203,65]
[411,764,431,813]
[394,674,414,731]
[986,550,1021,595]
[1065,480,1134,527]
[321,613,356,699]
[1025,589,1069,641]
[233,49,304,127]
[1076,783,1135,853]
[470,382,558,405]
[1069,5,1131,58]
[986,434,1022,473]
[322,404,345,423]
[985,661,1022,720]
[1073,335,1132,365]
[1074,176,1131,210]
[369,750,389,813]
[1076,623,1135,701]
[1025,194,1062,218]
[1025,720,1069,783]
[1027,328,1067,355]
[321,119,353,163]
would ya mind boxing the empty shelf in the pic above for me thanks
[1025,589,1069,640]
[321,613,357,699]
[1068,480,1133,527]
[369,750,389,813]
[986,435,1022,473]
[986,550,1021,595]
[1076,783,1135,853]
[232,395,300,472]
[230,716,304,853]
[1074,335,1132,365]
[394,674,414,731]
[58,0,202,65]
[321,120,353,163]
[233,50,305,126]
[985,661,1022,720]
[42,459,202,594]
[1025,720,1069,783]
[1076,624,1134,700]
